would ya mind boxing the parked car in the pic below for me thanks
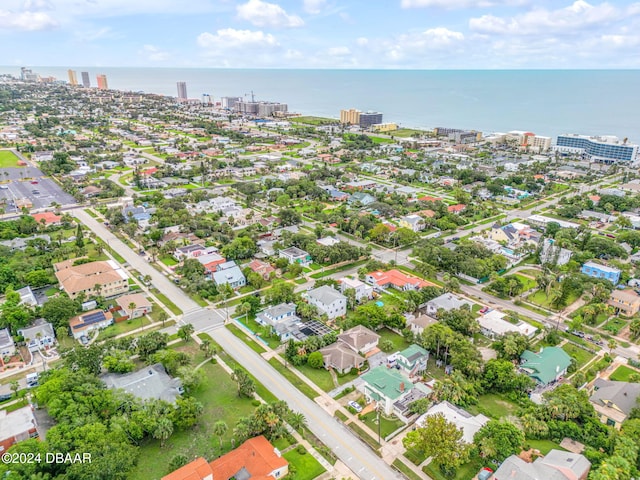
[0,393,12,401]
[348,401,363,413]
[479,307,490,314]
[30,180,38,184]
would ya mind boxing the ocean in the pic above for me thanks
[2,67,640,140]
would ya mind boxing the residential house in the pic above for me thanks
[478,310,537,339]
[338,325,380,355]
[0,328,15,357]
[17,318,55,352]
[16,286,38,307]
[406,314,438,336]
[162,436,288,480]
[581,261,621,284]
[122,204,152,228]
[398,214,426,232]
[365,269,430,291]
[319,342,366,374]
[82,185,103,198]
[69,309,114,340]
[339,277,374,302]
[493,450,591,480]
[173,244,218,262]
[540,238,573,266]
[247,259,275,280]
[520,347,572,385]
[392,344,429,377]
[589,379,640,429]
[359,365,415,415]
[424,293,472,317]
[31,212,62,226]
[0,406,39,452]
[115,293,153,319]
[279,246,312,267]
[316,236,340,247]
[101,363,183,404]
[417,401,489,443]
[54,259,129,299]
[579,210,616,223]
[348,192,376,206]
[255,303,301,341]
[305,285,347,319]
[213,261,246,289]
[0,234,50,252]
[447,204,467,214]
[608,289,640,317]
[197,252,227,275]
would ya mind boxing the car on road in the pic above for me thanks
[0,393,12,401]
[479,306,490,314]
[0,185,8,189]
[32,190,39,195]
[31,180,38,184]
[348,401,363,413]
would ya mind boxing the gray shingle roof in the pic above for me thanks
[306,285,346,305]
[590,379,640,416]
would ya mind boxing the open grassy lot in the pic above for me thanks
[392,459,423,480]
[377,327,411,352]
[610,365,640,382]
[290,116,336,126]
[159,255,178,266]
[295,364,335,392]
[0,150,21,167]
[526,439,566,455]
[129,361,258,480]
[98,316,152,339]
[360,411,405,439]
[528,289,579,310]
[562,343,596,370]
[283,446,326,480]
[268,358,319,400]
[603,317,627,334]
[466,393,520,419]
[391,128,426,138]
[510,274,537,291]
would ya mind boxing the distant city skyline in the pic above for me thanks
[0,1,639,69]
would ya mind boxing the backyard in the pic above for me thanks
[528,289,580,310]
[283,446,326,480]
[466,393,520,419]
[610,365,640,382]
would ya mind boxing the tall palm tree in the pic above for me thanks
[153,417,174,448]
[213,420,228,449]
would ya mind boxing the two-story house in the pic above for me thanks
[423,293,472,317]
[54,259,129,300]
[391,345,429,377]
[17,318,55,352]
[304,286,347,320]
[398,214,426,232]
[581,261,621,284]
[608,289,640,317]
[255,303,301,341]
[279,246,312,267]
[589,379,640,429]
[0,328,16,357]
[337,325,380,354]
[212,261,246,289]
[339,277,373,303]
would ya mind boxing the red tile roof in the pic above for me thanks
[447,204,466,213]
[209,436,287,480]
[31,212,62,225]
[367,269,431,289]
[162,457,213,480]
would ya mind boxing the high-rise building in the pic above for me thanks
[81,72,90,88]
[67,70,78,86]
[221,96,243,110]
[177,81,187,100]
[20,67,39,82]
[555,134,639,164]
[340,109,361,125]
[202,94,212,105]
[96,74,108,90]
[358,111,383,129]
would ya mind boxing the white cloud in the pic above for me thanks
[327,46,351,56]
[401,0,527,8]
[303,0,327,14]
[236,0,304,28]
[139,44,170,62]
[356,37,369,46]
[0,9,58,30]
[197,28,278,52]
[470,1,625,35]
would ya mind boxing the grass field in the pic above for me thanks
[392,459,423,480]
[528,289,579,310]
[610,365,640,382]
[268,358,319,400]
[423,458,484,480]
[511,273,538,291]
[129,361,257,480]
[562,343,595,370]
[377,327,412,352]
[360,411,405,439]
[526,439,566,455]
[290,116,337,126]
[0,150,21,168]
[466,393,520,419]
[283,446,326,480]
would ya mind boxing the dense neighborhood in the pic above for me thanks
[2,75,640,480]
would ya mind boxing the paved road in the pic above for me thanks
[73,209,400,480]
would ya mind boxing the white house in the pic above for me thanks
[305,286,347,320]
[0,328,16,357]
[424,293,473,317]
[17,318,55,352]
[255,303,301,341]
[417,401,489,443]
[279,246,312,267]
[478,310,536,338]
[339,277,374,302]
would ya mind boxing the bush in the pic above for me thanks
[297,445,306,455]
[307,351,324,369]
[251,399,261,407]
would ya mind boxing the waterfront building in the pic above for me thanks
[340,108,361,125]
[67,69,78,86]
[96,74,108,90]
[221,96,242,110]
[555,134,639,164]
[81,71,90,87]
[358,111,383,128]
[176,81,187,100]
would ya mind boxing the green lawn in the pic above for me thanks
[283,446,326,480]
[98,317,152,339]
[562,343,596,370]
[360,411,405,440]
[159,255,178,266]
[235,316,282,349]
[0,150,21,167]
[268,358,319,400]
[528,289,579,310]
[423,457,484,480]
[392,459,423,480]
[466,393,520,419]
[526,439,566,455]
[129,361,258,480]
[151,289,182,315]
[377,327,411,352]
[510,274,537,291]
[603,317,627,334]
[295,364,336,392]
[226,323,268,354]
[610,365,640,382]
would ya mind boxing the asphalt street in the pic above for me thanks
[73,208,400,480]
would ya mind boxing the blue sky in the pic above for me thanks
[1,0,640,68]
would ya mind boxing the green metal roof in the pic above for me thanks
[520,347,572,385]
[398,344,429,366]
[362,365,412,400]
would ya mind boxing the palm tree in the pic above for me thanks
[287,412,306,432]
[153,416,174,448]
[200,339,214,357]
[213,420,228,449]
[608,339,618,354]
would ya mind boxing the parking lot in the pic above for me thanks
[0,166,76,212]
